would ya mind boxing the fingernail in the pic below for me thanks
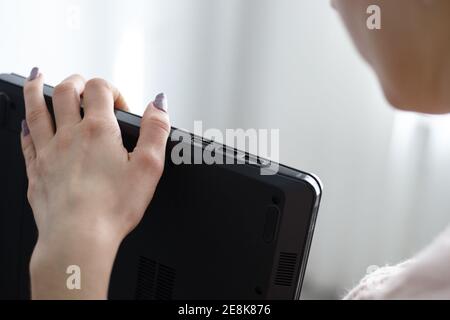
[21,119,30,136]
[28,67,39,81]
[153,93,168,112]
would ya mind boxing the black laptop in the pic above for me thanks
[0,73,322,300]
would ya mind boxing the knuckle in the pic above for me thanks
[145,114,171,136]
[81,117,108,138]
[68,73,85,82]
[26,106,47,126]
[53,81,77,98]
[22,143,35,163]
[85,78,110,93]
[137,149,165,173]
[23,81,38,96]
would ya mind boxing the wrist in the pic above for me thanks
[30,223,122,299]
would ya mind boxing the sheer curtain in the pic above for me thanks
[2,0,449,299]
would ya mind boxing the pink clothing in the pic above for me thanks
[345,226,450,299]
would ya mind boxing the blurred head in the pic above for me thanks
[332,0,450,114]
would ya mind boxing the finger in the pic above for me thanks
[52,74,85,129]
[23,67,54,151]
[130,93,170,177]
[20,119,36,176]
[82,78,129,121]
[113,89,129,112]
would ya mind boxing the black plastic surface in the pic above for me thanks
[0,73,322,300]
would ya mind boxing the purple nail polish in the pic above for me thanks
[21,119,30,136]
[28,67,39,81]
[153,93,168,112]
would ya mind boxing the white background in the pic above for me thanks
[2,0,450,299]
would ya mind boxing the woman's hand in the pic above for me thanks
[21,68,170,299]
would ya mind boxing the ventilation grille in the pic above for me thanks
[274,252,298,287]
[135,256,176,300]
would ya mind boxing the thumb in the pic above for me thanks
[130,93,170,180]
